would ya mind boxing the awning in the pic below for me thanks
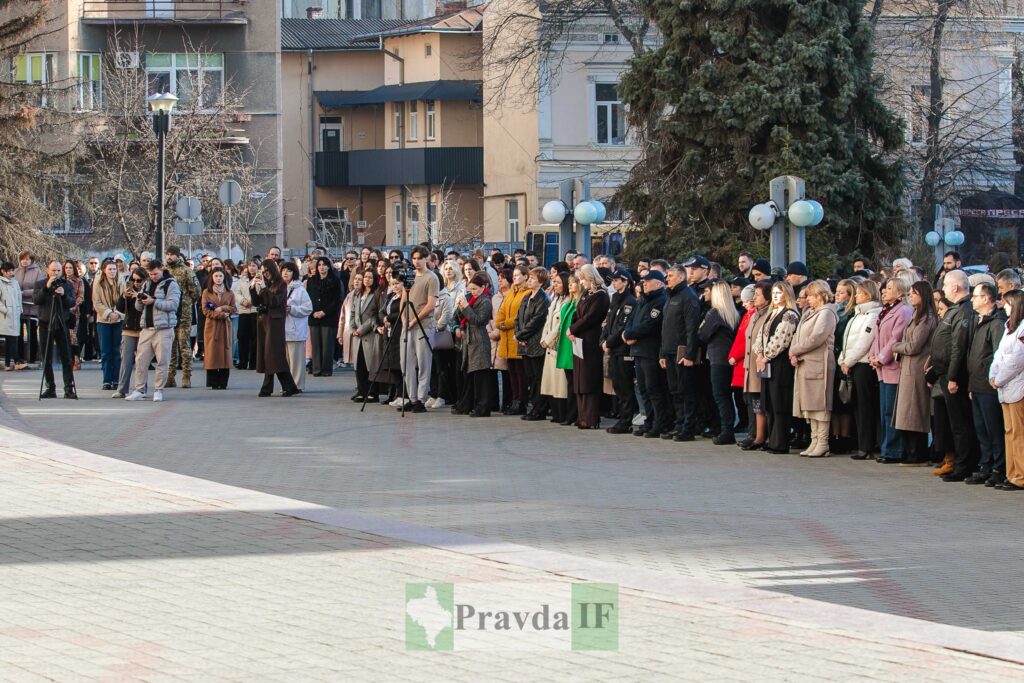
[316,80,481,107]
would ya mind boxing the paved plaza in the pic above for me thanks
[2,365,1024,679]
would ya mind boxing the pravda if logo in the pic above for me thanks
[404,582,618,651]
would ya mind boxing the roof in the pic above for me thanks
[316,80,482,107]
[281,18,407,50]
[351,4,486,40]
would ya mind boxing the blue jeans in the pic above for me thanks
[972,392,1005,475]
[97,322,123,385]
[710,363,736,437]
[879,382,901,459]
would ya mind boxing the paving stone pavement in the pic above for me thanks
[3,364,1024,637]
[3,412,1024,680]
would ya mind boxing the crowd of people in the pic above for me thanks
[1,243,1022,492]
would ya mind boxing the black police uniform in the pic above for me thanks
[601,287,638,432]
[623,286,670,437]
[661,281,702,439]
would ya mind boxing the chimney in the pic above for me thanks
[435,0,466,16]
[306,6,323,18]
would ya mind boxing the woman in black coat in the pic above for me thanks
[378,278,404,403]
[250,260,300,397]
[568,265,610,429]
[515,267,550,421]
[305,256,341,377]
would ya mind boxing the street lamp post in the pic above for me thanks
[748,175,824,266]
[148,92,178,259]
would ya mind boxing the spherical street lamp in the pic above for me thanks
[944,230,965,247]
[747,202,778,231]
[589,199,607,223]
[541,200,568,224]
[924,231,941,247]
[573,200,599,225]
[788,200,815,227]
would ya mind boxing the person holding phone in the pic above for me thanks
[125,260,180,402]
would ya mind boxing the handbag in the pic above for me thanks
[433,328,454,351]
[755,362,771,380]
[838,377,853,404]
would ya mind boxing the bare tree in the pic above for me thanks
[0,0,81,258]
[78,32,274,259]
[429,182,481,250]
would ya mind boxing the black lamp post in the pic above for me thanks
[148,92,178,258]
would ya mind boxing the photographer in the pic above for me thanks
[397,247,438,413]
[33,260,77,399]
[125,260,180,402]
[112,268,146,398]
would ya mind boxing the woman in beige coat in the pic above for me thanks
[891,280,938,464]
[788,281,839,457]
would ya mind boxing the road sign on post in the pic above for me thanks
[174,219,204,236]
[175,196,202,221]
[219,179,241,256]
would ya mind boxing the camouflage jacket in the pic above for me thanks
[167,260,200,308]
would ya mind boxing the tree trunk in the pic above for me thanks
[918,0,953,238]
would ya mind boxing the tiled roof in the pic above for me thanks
[281,18,408,50]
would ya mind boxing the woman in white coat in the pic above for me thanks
[990,289,1024,491]
[281,263,313,391]
[540,271,570,422]
[838,280,882,460]
[0,261,23,370]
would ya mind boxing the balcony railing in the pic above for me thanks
[81,1,249,24]
[315,148,484,187]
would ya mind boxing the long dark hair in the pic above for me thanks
[1004,289,1024,334]
[204,267,227,294]
[315,256,336,281]
[910,281,936,324]
[261,259,284,291]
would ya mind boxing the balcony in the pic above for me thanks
[81,1,249,25]
[315,148,483,187]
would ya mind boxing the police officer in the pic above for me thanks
[623,270,671,438]
[602,270,638,434]
[684,254,718,437]
[163,246,200,389]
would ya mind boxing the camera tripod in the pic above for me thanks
[361,296,433,417]
[38,286,77,401]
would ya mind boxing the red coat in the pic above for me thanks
[727,309,754,387]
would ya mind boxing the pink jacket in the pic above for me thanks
[870,302,912,383]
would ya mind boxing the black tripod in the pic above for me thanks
[38,288,77,401]
[362,297,433,417]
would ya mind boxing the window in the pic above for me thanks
[425,100,436,139]
[425,44,433,56]
[408,101,418,141]
[603,33,620,44]
[78,53,102,110]
[408,202,420,243]
[14,53,54,106]
[506,200,520,242]
[595,83,625,145]
[393,202,403,243]
[428,202,438,242]
[146,53,224,109]
[910,84,931,144]
[392,102,402,141]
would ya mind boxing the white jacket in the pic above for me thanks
[233,274,256,315]
[990,319,1024,404]
[284,280,313,342]
[0,275,22,336]
[838,301,881,367]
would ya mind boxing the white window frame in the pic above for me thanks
[78,53,102,111]
[393,202,403,243]
[392,103,402,141]
[506,199,520,243]
[145,53,224,110]
[594,82,625,145]
[425,100,436,140]
[14,53,54,106]
[408,101,418,141]
[408,202,420,243]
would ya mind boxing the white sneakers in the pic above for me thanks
[390,397,409,407]
[125,391,146,401]
[153,390,164,402]
[632,413,646,426]
[111,391,124,399]
[424,397,447,409]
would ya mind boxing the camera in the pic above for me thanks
[392,262,417,290]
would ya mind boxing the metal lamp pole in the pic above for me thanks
[148,92,178,258]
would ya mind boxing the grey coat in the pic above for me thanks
[742,306,769,394]
[352,290,384,381]
[891,314,937,433]
[460,293,493,374]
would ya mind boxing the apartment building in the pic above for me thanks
[281,6,484,251]
[12,0,282,252]
[282,0,437,21]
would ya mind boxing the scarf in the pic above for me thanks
[459,288,490,328]
[877,301,897,326]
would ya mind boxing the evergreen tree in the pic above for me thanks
[617,0,905,269]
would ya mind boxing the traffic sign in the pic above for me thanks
[174,219,204,236]
[219,179,241,206]
[175,196,202,221]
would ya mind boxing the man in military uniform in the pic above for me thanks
[623,270,671,439]
[163,246,200,388]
